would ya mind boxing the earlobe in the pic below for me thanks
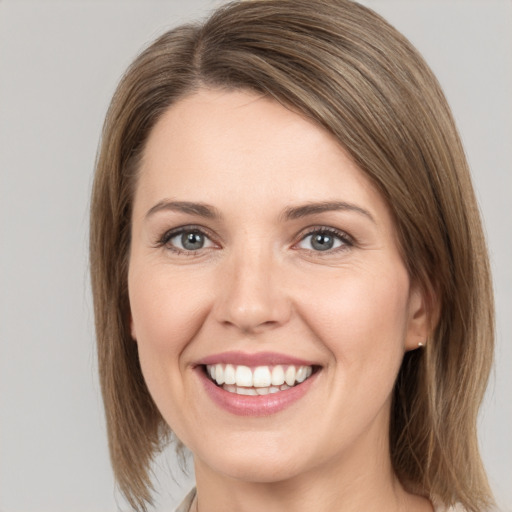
[405,284,437,351]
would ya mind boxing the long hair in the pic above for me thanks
[89,1,494,510]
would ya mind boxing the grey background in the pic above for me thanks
[0,1,510,511]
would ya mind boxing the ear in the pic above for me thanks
[404,282,438,351]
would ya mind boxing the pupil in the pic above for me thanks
[312,233,333,251]
[182,232,204,250]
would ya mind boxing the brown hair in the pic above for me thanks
[89,1,495,510]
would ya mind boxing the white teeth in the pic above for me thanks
[296,366,307,383]
[224,364,236,385]
[236,387,258,396]
[285,366,296,386]
[253,366,272,387]
[223,383,292,394]
[271,365,285,385]
[215,365,225,385]
[206,363,315,393]
[235,365,253,387]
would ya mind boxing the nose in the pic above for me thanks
[214,245,291,334]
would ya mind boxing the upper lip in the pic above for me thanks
[195,351,318,367]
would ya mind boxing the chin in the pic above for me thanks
[212,457,304,484]
[194,436,313,484]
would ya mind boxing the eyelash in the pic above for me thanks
[297,226,354,254]
[155,225,354,255]
[155,225,216,255]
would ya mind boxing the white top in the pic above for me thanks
[174,488,466,512]
[174,489,196,512]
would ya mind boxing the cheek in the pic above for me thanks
[127,264,217,431]
[128,265,212,377]
[298,267,411,443]
[298,265,410,367]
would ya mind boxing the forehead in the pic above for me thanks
[136,88,386,220]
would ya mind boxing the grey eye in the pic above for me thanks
[311,233,335,251]
[298,231,345,252]
[169,230,214,251]
[181,232,205,250]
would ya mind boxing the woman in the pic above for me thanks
[89,1,495,511]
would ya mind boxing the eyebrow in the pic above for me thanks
[145,200,222,220]
[282,201,375,223]
[145,199,375,223]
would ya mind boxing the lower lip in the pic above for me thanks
[197,368,319,416]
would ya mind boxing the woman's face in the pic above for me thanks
[128,89,428,483]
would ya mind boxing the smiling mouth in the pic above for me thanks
[203,364,318,396]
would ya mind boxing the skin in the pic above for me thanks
[128,89,433,512]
